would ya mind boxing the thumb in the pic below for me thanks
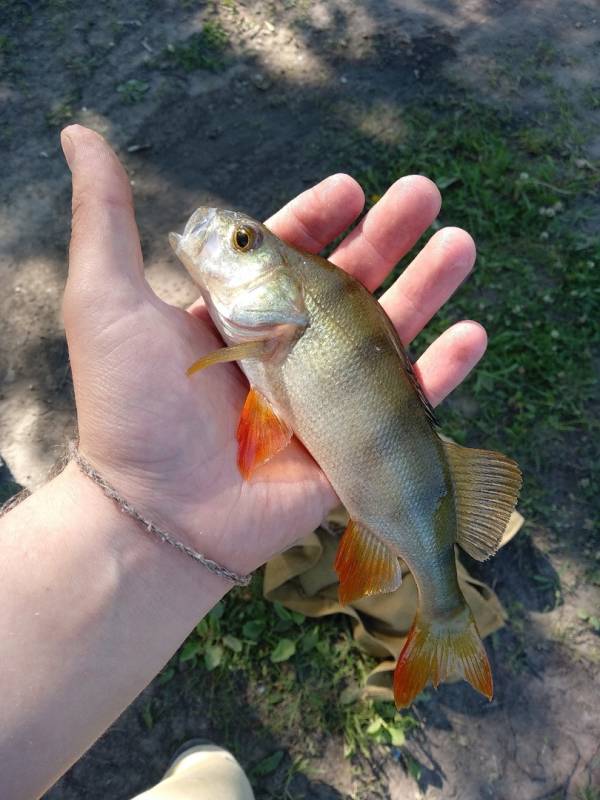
[61,125,146,326]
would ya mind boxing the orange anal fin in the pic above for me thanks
[236,389,292,479]
[187,340,269,377]
[393,609,493,709]
[334,520,402,606]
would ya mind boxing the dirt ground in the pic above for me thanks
[1,1,599,798]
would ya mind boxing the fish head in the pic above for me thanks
[170,207,306,341]
[170,207,282,294]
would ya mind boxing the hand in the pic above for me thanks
[61,125,485,577]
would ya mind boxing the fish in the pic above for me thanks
[170,207,522,708]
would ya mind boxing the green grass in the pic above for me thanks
[578,788,600,800]
[116,79,150,104]
[161,21,229,72]
[163,577,418,764]
[45,99,74,127]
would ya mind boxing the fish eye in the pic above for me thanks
[232,225,261,253]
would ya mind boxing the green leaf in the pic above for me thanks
[142,702,153,730]
[223,635,242,653]
[116,79,149,104]
[274,602,292,621]
[252,750,284,776]
[242,620,265,641]
[195,619,209,637]
[436,175,460,190]
[387,725,407,746]
[404,754,422,782]
[209,602,225,622]
[315,640,329,656]
[157,666,175,685]
[339,685,360,705]
[366,717,383,734]
[577,609,590,621]
[274,617,293,633]
[204,644,223,671]
[270,638,296,663]
[300,626,320,653]
[179,640,201,663]
[291,610,306,625]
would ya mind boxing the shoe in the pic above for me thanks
[163,739,253,797]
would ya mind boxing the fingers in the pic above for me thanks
[415,321,487,407]
[265,174,365,252]
[380,227,476,344]
[330,176,441,291]
[61,125,146,322]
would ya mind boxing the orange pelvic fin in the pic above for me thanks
[393,608,493,708]
[236,388,292,479]
[187,340,269,376]
[334,520,402,606]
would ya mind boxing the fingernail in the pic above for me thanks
[61,129,75,169]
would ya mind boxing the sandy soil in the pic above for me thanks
[1,1,599,798]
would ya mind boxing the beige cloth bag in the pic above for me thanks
[264,505,524,700]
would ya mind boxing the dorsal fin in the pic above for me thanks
[443,440,522,561]
[395,341,438,428]
[377,306,438,428]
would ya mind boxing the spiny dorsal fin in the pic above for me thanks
[377,307,438,428]
[443,440,522,561]
[334,520,402,605]
[398,348,438,428]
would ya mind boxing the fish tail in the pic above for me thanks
[393,605,493,708]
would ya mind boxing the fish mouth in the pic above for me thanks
[169,206,217,255]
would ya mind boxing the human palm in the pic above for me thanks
[62,125,486,577]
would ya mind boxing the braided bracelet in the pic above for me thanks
[0,444,252,587]
[69,444,252,586]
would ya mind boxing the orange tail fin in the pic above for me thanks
[393,608,493,708]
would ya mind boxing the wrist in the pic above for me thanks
[69,447,251,586]
[54,460,233,615]
[72,442,262,578]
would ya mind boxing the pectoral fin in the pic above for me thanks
[443,440,522,561]
[187,340,270,376]
[236,388,292,479]
[335,520,402,606]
